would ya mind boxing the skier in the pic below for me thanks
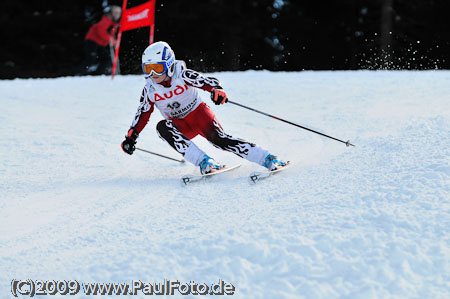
[121,41,287,174]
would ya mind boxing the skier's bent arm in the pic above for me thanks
[121,90,155,155]
[132,107,153,134]
[131,88,155,133]
[180,69,227,105]
[181,69,221,92]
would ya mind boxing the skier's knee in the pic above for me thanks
[206,131,222,145]
[156,120,172,140]
[156,120,169,134]
[208,131,233,151]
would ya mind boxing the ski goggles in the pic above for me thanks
[142,63,167,76]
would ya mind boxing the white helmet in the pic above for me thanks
[141,41,176,77]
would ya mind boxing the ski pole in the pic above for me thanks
[136,147,185,163]
[227,100,355,147]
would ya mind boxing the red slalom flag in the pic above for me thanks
[121,1,155,31]
[112,0,156,78]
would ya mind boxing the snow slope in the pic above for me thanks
[1,71,449,298]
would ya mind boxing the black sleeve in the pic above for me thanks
[181,69,222,92]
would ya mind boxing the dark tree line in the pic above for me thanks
[1,0,449,79]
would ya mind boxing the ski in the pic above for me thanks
[248,162,292,184]
[182,164,241,185]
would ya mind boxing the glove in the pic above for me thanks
[121,128,139,155]
[210,88,228,105]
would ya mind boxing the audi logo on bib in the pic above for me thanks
[153,85,189,102]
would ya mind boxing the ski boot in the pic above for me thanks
[263,154,288,171]
[199,154,223,174]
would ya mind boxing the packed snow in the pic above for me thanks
[1,70,449,298]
